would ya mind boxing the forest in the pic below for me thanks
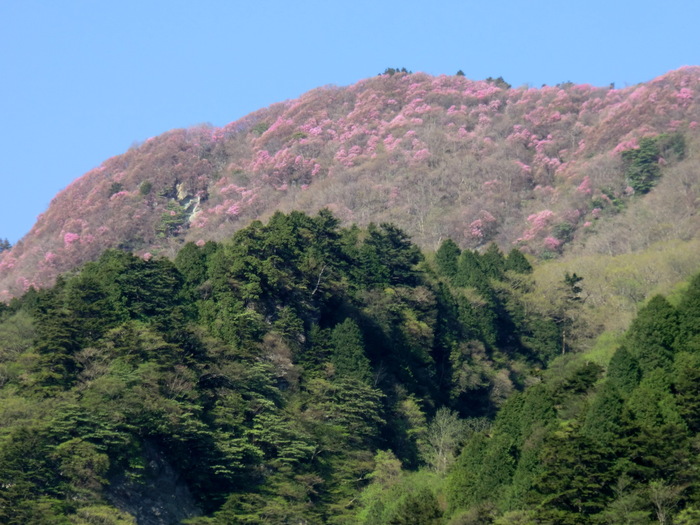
[0,210,698,524]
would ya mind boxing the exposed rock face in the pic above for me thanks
[2,67,700,299]
[106,441,202,525]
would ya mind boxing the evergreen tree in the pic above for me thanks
[625,295,679,372]
[676,273,700,352]
[435,239,461,279]
[330,318,373,384]
[480,243,506,280]
[622,136,662,194]
[504,248,532,274]
[606,346,642,395]
[454,250,489,290]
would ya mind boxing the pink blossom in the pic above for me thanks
[142,252,153,261]
[195,239,206,247]
[613,139,639,153]
[676,88,693,102]
[527,210,555,229]
[388,114,409,128]
[515,161,531,173]
[191,215,208,228]
[469,219,484,238]
[110,191,130,200]
[543,236,562,250]
[64,232,80,245]
[413,149,431,162]
[577,176,592,194]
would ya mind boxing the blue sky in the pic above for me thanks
[1,0,698,244]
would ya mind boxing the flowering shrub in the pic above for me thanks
[2,66,700,296]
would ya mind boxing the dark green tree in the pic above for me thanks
[359,223,422,287]
[389,487,442,525]
[606,346,641,395]
[480,243,506,280]
[453,250,488,290]
[676,273,700,352]
[625,295,679,372]
[504,248,532,274]
[622,136,662,194]
[435,239,461,279]
[330,318,372,384]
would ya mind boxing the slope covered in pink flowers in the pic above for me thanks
[2,67,700,299]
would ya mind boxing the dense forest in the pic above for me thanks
[0,210,698,524]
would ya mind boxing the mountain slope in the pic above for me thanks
[2,67,700,299]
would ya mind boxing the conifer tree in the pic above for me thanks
[504,248,532,274]
[435,239,461,279]
[480,243,506,280]
[625,295,679,372]
[330,318,373,384]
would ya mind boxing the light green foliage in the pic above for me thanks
[423,408,466,473]
[71,505,137,524]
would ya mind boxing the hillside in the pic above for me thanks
[0,212,559,523]
[2,211,700,523]
[2,67,700,299]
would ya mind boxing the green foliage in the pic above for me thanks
[138,180,152,196]
[156,201,188,238]
[5,210,700,524]
[108,182,123,197]
[329,318,372,384]
[621,133,685,195]
[486,76,511,89]
[250,121,270,136]
[381,67,412,76]
[435,239,461,279]
[504,248,532,274]
[623,294,679,372]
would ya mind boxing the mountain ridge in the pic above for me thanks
[2,66,699,300]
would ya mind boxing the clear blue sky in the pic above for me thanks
[1,0,698,244]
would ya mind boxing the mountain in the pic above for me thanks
[2,67,700,299]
